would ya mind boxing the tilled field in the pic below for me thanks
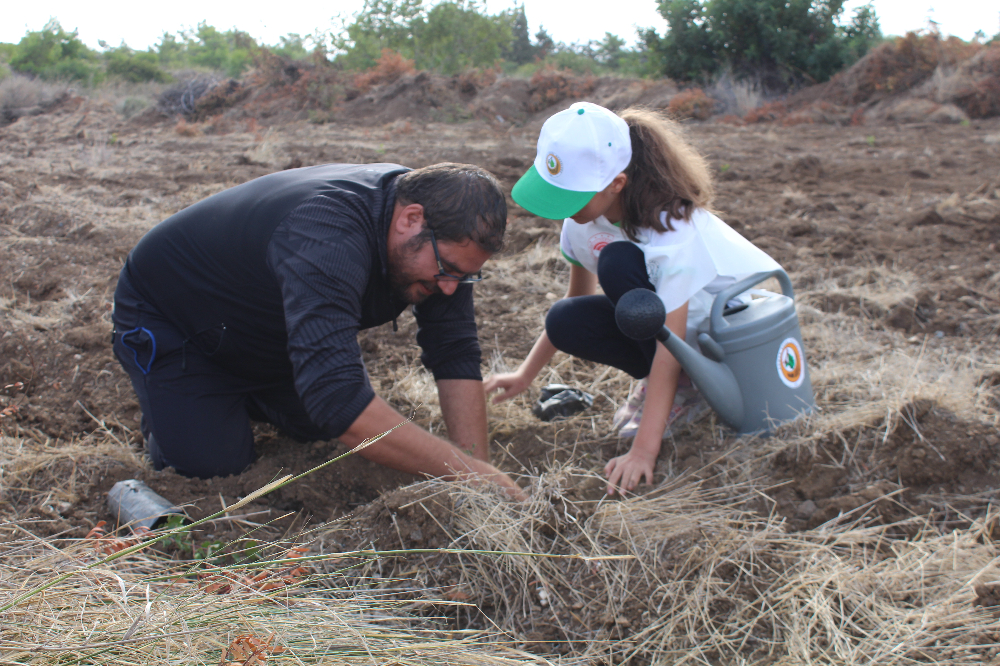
[1,96,999,661]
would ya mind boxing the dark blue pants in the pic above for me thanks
[546,241,658,380]
[112,270,328,479]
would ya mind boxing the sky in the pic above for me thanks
[1,0,996,52]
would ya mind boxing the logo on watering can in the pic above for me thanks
[776,338,805,388]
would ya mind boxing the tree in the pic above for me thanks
[9,19,102,82]
[413,1,511,73]
[502,4,534,65]
[533,27,555,59]
[646,0,884,89]
[105,46,171,82]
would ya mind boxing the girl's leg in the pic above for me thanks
[596,241,655,303]
[545,241,660,378]
[546,295,655,378]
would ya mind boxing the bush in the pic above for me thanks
[668,87,715,119]
[526,67,596,112]
[353,49,416,92]
[9,20,102,84]
[106,49,171,83]
[118,96,149,118]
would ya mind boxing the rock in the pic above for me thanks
[795,500,818,520]
[928,104,969,124]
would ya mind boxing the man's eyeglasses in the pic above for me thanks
[428,228,485,283]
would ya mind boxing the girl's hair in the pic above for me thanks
[617,107,714,241]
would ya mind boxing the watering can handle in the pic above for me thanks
[710,269,794,333]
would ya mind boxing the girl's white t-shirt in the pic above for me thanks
[559,209,781,343]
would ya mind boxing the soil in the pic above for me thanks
[1,82,999,651]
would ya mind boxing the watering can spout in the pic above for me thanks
[615,288,745,431]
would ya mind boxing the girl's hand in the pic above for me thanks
[604,447,657,496]
[483,370,532,404]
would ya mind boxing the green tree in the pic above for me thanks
[272,34,310,60]
[501,4,534,65]
[153,23,260,77]
[533,27,555,59]
[105,46,171,82]
[840,3,882,65]
[333,0,425,70]
[413,1,511,73]
[647,0,883,88]
[9,19,102,82]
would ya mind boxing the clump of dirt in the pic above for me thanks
[770,399,1000,530]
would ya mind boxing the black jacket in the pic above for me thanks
[125,163,482,437]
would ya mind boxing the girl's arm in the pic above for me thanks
[604,302,688,495]
[484,264,597,403]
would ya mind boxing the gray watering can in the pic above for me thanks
[615,269,814,435]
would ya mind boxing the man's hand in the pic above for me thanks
[483,369,533,404]
[342,395,526,500]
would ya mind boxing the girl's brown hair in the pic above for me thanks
[617,107,714,241]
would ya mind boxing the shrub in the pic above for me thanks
[668,87,715,120]
[9,20,102,84]
[353,49,416,92]
[454,67,498,94]
[743,100,787,123]
[526,67,596,112]
[105,49,171,83]
[118,96,149,119]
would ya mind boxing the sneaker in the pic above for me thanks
[612,379,647,431]
[663,389,711,438]
[618,385,711,440]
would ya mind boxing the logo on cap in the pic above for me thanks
[545,153,562,176]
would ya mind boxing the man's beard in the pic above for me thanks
[388,235,441,305]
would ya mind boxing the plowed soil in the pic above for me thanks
[1,94,999,568]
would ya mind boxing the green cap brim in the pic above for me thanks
[511,165,596,220]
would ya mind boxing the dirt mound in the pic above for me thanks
[749,34,1000,125]
[770,400,1000,530]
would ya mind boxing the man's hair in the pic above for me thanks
[395,163,506,253]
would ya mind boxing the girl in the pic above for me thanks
[484,102,781,495]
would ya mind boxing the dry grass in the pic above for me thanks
[0,521,549,664]
[320,470,1000,664]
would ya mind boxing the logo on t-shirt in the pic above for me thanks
[588,232,615,258]
[776,338,805,388]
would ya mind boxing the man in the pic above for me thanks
[111,162,522,499]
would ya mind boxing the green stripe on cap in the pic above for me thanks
[512,165,596,220]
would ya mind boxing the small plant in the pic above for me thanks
[157,514,193,555]
[720,163,731,173]
[866,135,876,146]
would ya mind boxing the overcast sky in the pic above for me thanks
[1,0,995,52]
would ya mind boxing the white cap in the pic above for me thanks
[512,102,632,219]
